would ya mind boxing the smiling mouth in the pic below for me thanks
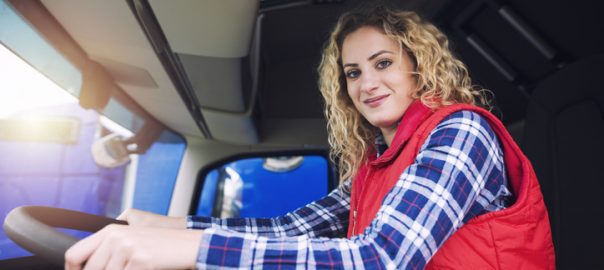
[363,94,390,107]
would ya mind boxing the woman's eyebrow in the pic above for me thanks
[343,50,395,68]
[368,50,394,61]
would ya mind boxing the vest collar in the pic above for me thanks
[369,100,433,166]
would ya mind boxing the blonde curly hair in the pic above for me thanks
[318,6,490,185]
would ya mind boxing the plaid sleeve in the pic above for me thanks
[195,111,507,269]
[187,180,351,238]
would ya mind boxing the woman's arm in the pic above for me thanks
[194,111,508,269]
[118,176,352,238]
[188,180,351,238]
[117,208,188,229]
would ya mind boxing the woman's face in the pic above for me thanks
[341,26,417,132]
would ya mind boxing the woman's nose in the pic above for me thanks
[360,71,379,93]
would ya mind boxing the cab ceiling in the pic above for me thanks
[40,0,260,142]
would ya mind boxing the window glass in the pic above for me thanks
[0,41,126,259]
[103,98,145,134]
[196,155,329,218]
[131,131,186,215]
[0,0,81,97]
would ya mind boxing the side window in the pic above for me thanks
[195,155,332,218]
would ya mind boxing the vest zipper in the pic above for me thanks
[352,166,373,236]
[352,209,357,235]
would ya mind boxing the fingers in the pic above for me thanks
[65,226,107,270]
[104,239,130,270]
[123,253,153,270]
[65,226,202,270]
[64,224,127,270]
[83,230,121,270]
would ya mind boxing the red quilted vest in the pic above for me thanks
[347,102,555,269]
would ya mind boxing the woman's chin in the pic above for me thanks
[369,119,399,131]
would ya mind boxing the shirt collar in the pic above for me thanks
[370,100,433,165]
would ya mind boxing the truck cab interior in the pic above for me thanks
[1,0,603,269]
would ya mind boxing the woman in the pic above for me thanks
[65,6,555,270]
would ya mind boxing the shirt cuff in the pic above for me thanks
[195,228,258,269]
[187,215,213,230]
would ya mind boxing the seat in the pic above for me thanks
[523,54,604,269]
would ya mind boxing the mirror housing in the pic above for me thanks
[79,60,117,110]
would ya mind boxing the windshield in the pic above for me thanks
[0,0,186,260]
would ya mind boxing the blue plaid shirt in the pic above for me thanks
[188,111,511,269]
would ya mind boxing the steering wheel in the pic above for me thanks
[3,206,127,266]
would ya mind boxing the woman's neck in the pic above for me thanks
[380,125,398,147]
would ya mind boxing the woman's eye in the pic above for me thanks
[346,70,360,79]
[376,59,392,69]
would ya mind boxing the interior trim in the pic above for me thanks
[126,0,212,138]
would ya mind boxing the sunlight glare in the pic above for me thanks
[0,44,78,118]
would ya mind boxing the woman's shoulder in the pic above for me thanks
[437,110,495,133]
[429,109,500,145]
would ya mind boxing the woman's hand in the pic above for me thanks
[117,208,187,229]
[64,224,202,270]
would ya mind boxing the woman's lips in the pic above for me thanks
[363,94,389,108]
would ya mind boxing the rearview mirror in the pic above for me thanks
[91,133,131,168]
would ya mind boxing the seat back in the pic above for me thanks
[523,55,604,269]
